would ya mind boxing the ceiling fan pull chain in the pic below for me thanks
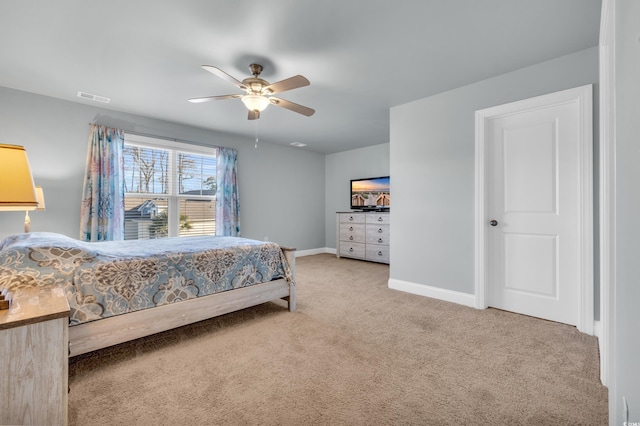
[254,119,259,149]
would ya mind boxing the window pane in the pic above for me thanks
[124,145,170,194]
[179,198,216,236]
[124,196,169,240]
[177,152,216,196]
[123,138,216,240]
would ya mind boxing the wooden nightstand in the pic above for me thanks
[0,285,70,426]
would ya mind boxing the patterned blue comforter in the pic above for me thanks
[0,232,293,325]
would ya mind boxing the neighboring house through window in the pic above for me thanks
[124,134,216,240]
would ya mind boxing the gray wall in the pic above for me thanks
[614,0,640,422]
[325,143,390,249]
[389,47,599,294]
[0,86,326,250]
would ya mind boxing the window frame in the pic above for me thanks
[123,134,217,239]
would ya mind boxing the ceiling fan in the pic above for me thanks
[189,63,315,120]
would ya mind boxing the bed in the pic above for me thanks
[0,232,296,356]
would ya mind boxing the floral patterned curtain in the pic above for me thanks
[215,147,240,236]
[79,124,125,242]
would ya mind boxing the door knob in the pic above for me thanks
[490,220,498,226]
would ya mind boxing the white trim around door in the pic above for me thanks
[598,0,615,390]
[474,85,594,335]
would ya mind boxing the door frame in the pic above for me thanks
[598,0,615,389]
[474,85,594,335]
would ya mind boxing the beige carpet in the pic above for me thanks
[69,254,607,425]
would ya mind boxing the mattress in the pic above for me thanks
[0,232,292,325]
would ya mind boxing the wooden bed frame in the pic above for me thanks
[68,246,296,357]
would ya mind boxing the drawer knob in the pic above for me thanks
[378,228,383,233]
[378,238,383,243]
[349,226,353,231]
[378,251,383,256]
[349,216,354,221]
[349,248,354,252]
[349,236,353,241]
[378,217,383,222]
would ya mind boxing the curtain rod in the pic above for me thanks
[88,123,220,150]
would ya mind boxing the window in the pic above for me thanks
[123,135,216,240]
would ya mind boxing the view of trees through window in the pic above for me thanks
[123,143,216,240]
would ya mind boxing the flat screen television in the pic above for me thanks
[350,176,390,211]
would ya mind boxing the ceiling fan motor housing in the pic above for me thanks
[242,77,270,95]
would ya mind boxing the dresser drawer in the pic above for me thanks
[366,224,389,245]
[339,223,365,243]
[365,213,390,225]
[339,242,366,259]
[339,213,365,224]
[366,245,390,263]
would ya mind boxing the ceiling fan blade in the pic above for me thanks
[263,75,310,95]
[248,110,260,120]
[201,65,247,90]
[188,94,242,103]
[269,97,315,116]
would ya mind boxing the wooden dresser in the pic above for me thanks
[0,286,70,426]
[336,211,390,264]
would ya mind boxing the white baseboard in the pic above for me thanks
[388,278,476,308]
[296,247,334,257]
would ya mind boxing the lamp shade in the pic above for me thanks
[35,186,45,211]
[0,144,37,211]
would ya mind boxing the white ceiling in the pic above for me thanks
[0,1,601,154]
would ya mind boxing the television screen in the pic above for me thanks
[350,176,390,211]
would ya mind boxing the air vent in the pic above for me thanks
[77,91,111,104]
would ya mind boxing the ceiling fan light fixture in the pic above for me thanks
[193,64,314,120]
[241,94,270,112]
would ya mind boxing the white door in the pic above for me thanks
[475,86,593,330]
